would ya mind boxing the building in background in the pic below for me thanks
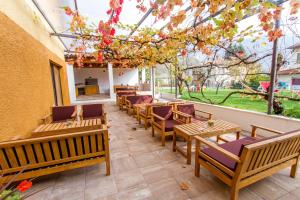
[277,44,300,91]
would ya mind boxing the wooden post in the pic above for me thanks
[151,67,155,98]
[175,65,178,99]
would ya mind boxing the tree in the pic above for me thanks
[62,0,300,115]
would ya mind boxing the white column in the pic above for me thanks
[108,63,115,100]
[141,68,146,83]
[66,64,76,104]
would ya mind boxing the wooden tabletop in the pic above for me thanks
[33,119,103,136]
[174,120,241,138]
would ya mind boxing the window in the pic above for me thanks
[297,53,300,64]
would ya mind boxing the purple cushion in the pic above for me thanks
[177,104,195,116]
[52,106,75,122]
[117,91,136,97]
[153,106,173,120]
[136,95,153,104]
[164,120,181,131]
[127,95,153,105]
[82,104,103,119]
[202,137,258,171]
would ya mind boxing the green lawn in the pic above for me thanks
[160,88,300,119]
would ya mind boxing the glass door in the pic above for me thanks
[50,61,63,106]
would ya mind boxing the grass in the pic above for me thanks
[160,88,300,119]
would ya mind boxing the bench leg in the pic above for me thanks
[230,186,239,200]
[236,131,241,140]
[144,119,148,130]
[162,132,166,146]
[152,125,155,137]
[173,131,177,152]
[195,140,200,177]
[104,131,111,176]
[187,139,192,165]
[290,161,299,178]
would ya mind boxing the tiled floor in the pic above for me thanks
[27,102,300,200]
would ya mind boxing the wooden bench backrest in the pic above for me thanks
[0,129,107,175]
[144,102,167,116]
[239,130,300,178]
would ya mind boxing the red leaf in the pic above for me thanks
[17,180,32,192]
[110,28,116,36]
[106,9,112,15]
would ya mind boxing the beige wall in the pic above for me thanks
[0,0,65,60]
[0,10,70,141]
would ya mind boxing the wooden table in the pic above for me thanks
[33,119,103,137]
[173,120,241,164]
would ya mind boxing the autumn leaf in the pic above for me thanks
[179,182,189,190]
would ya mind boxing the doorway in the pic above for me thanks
[50,61,63,106]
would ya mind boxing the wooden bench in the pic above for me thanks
[0,128,110,184]
[195,126,300,200]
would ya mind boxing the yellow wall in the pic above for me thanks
[0,12,70,141]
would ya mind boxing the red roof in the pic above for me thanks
[278,68,300,75]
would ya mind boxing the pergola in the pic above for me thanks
[30,0,294,113]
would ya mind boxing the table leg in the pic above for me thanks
[187,138,192,165]
[173,130,177,152]
[236,131,240,140]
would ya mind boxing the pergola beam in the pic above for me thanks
[31,0,68,50]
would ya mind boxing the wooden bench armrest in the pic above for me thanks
[251,124,284,137]
[194,136,241,163]
[41,113,52,124]
[154,98,160,103]
[173,111,191,118]
[103,112,108,124]
[173,111,192,123]
[151,113,165,121]
[195,110,212,119]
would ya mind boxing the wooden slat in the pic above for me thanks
[5,148,19,168]
[90,135,97,153]
[25,145,36,164]
[59,139,69,158]
[247,149,260,171]
[42,142,53,161]
[51,141,61,160]
[0,149,9,169]
[262,144,276,166]
[83,136,90,154]
[76,137,83,156]
[253,148,266,170]
[273,143,284,162]
[15,146,27,166]
[33,143,45,163]
[67,138,76,157]
[267,143,280,164]
[97,134,103,151]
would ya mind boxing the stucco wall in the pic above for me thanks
[113,68,139,86]
[0,12,70,141]
[0,0,65,60]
